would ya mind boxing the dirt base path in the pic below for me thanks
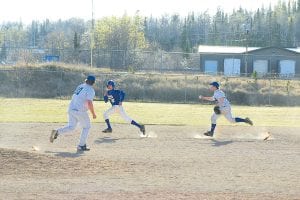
[1,123,299,199]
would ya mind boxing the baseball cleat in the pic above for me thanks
[77,144,90,151]
[140,125,146,135]
[245,117,253,126]
[50,130,58,143]
[102,128,112,133]
[204,131,214,137]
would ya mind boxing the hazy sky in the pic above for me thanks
[0,0,288,24]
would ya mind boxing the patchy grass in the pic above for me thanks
[1,64,300,105]
[0,98,299,127]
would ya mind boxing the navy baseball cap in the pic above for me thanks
[86,75,96,82]
[209,82,219,88]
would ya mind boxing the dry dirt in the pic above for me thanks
[0,123,300,200]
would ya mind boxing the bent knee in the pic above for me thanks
[227,118,236,123]
[120,115,132,123]
[211,116,217,124]
[82,125,91,130]
[103,113,109,119]
[68,125,76,131]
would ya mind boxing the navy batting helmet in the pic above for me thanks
[209,82,219,89]
[107,80,115,88]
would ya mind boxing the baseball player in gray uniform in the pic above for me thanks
[50,75,97,151]
[199,82,253,137]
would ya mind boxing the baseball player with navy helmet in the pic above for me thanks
[50,75,97,151]
[199,82,253,137]
[102,80,146,136]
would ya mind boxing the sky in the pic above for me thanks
[0,0,289,24]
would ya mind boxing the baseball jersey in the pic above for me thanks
[69,83,95,112]
[104,89,125,106]
[213,89,230,108]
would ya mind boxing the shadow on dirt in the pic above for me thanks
[210,139,256,147]
[45,150,84,158]
[211,139,234,147]
[94,137,119,144]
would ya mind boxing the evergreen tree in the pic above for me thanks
[73,32,80,49]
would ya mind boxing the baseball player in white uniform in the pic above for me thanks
[199,82,253,137]
[50,75,97,151]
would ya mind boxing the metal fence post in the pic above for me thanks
[16,68,19,97]
[160,51,163,72]
[268,78,272,105]
[59,70,63,99]
[184,74,187,103]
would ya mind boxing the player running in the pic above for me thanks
[199,81,253,137]
[102,80,146,136]
[49,75,97,151]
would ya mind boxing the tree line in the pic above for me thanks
[1,0,300,66]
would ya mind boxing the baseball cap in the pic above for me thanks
[209,82,219,88]
[85,75,96,82]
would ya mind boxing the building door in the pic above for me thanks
[253,60,268,76]
[224,58,241,76]
[279,60,295,77]
[204,60,218,74]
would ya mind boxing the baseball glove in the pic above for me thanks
[214,106,221,115]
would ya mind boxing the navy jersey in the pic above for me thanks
[104,89,125,106]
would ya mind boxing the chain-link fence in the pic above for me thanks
[1,68,300,106]
[0,47,202,72]
[2,47,300,78]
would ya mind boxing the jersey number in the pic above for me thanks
[74,87,83,95]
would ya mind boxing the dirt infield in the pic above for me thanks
[0,123,300,200]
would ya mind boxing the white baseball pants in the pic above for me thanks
[103,105,132,123]
[57,110,91,146]
[211,106,236,124]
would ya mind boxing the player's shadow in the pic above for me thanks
[211,139,233,147]
[45,151,84,158]
[94,137,119,144]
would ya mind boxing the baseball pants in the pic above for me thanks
[211,106,236,124]
[57,109,91,146]
[103,105,132,123]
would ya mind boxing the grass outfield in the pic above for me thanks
[0,98,299,127]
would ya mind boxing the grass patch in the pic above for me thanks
[0,98,299,127]
[1,65,300,105]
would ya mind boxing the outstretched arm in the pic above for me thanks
[87,100,97,119]
[199,95,215,101]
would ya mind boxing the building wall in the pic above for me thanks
[200,54,244,74]
[248,47,300,75]
[199,47,300,76]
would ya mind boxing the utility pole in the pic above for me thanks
[134,10,140,49]
[245,29,249,76]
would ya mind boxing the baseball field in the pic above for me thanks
[1,98,300,199]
